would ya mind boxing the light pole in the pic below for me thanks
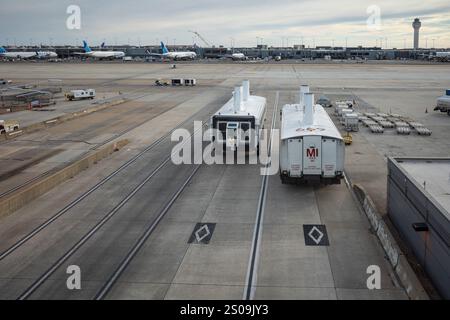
[230,37,235,49]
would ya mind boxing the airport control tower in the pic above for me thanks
[412,18,421,49]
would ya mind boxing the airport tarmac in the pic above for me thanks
[0,62,449,300]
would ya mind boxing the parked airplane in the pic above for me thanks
[77,41,125,59]
[36,51,58,59]
[231,52,247,61]
[0,47,57,59]
[147,42,197,60]
[220,52,247,61]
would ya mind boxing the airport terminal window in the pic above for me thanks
[240,122,250,131]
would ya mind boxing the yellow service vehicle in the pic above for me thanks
[343,132,353,145]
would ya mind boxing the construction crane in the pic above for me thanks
[189,31,213,47]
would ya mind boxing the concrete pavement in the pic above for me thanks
[1,62,449,299]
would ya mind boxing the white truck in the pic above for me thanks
[210,80,267,154]
[0,120,20,134]
[335,103,351,117]
[434,89,450,116]
[280,87,345,185]
[184,79,197,86]
[335,100,355,108]
[340,108,354,125]
[65,89,96,101]
[343,113,359,132]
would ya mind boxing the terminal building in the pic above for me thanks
[388,157,450,299]
[0,44,447,61]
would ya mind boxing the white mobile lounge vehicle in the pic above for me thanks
[210,80,267,154]
[280,85,345,185]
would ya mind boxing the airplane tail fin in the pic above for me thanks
[0,46,6,53]
[101,42,105,49]
[83,40,92,53]
[160,42,169,54]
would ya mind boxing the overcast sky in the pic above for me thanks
[1,0,450,48]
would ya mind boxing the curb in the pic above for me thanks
[0,139,129,220]
[0,98,127,142]
[350,180,429,300]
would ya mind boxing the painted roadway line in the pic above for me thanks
[7,130,23,136]
[17,156,172,300]
[0,105,215,262]
[0,96,187,200]
[16,124,207,300]
[95,165,201,300]
[243,91,279,300]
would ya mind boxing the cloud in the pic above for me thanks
[1,0,449,48]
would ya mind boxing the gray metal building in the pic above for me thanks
[388,157,450,299]
[2,45,448,61]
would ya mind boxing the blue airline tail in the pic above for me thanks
[160,42,169,54]
[83,41,92,53]
[0,46,6,54]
